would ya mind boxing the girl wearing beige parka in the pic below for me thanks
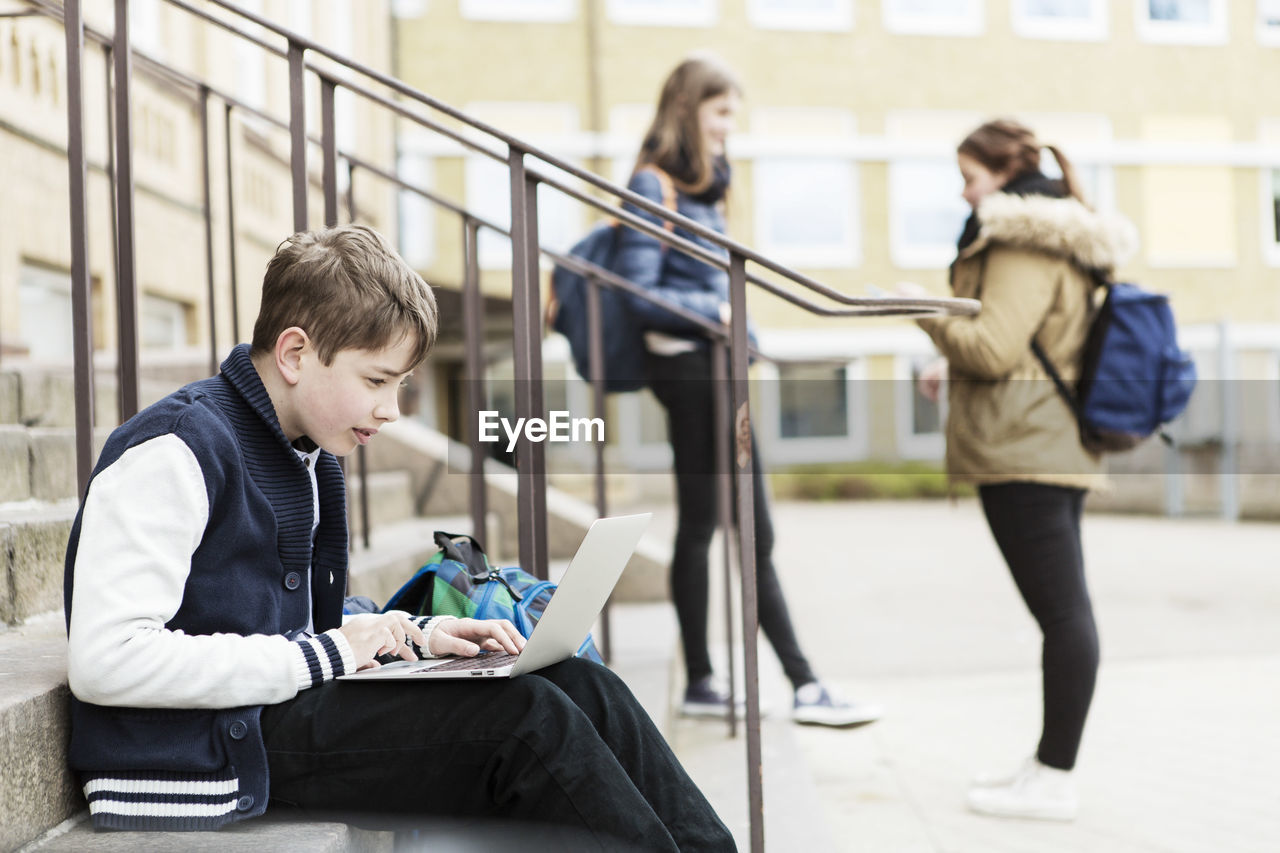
[910,119,1137,823]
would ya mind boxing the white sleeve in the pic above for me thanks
[66,434,355,709]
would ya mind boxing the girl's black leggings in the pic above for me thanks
[645,348,818,690]
[978,481,1099,770]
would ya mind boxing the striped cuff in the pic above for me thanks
[411,615,457,658]
[290,630,356,691]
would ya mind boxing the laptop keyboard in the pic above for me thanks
[427,651,521,672]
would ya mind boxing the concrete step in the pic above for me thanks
[0,426,110,504]
[345,470,415,544]
[0,614,81,851]
[23,815,392,852]
[1,502,77,626]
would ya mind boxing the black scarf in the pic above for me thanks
[643,135,731,204]
[956,169,1067,253]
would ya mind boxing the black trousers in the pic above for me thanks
[978,482,1099,771]
[260,657,735,852]
[645,348,817,690]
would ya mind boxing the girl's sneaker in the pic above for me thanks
[791,682,882,728]
[680,677,745,719]
[966,758,1078,821]
[680,677,771,719]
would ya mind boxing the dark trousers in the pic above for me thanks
[978,482,1099,771]
[260,657,735,852]
[645,348,817,690]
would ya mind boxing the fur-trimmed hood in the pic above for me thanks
[960,192,1139,273]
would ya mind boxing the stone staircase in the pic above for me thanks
[0,361,675,851]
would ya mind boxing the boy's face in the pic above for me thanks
[288,335,418,456]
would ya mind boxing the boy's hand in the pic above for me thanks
[429,618,526,658]
[339,612,427,670]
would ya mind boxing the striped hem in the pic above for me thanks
[83,770,242,831]
[413,615,457,658]
[291,630,352,690]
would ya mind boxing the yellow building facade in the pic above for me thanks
[392,1,1280,513]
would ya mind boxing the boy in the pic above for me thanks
[64,225,734,851]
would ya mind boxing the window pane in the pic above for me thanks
[891,0,970,13]
[778,364,848,439]
[1148,0,1211,23]
[891,159,969,261]
[755,159,851,249]
[1021,0,1091,17]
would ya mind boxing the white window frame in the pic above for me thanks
[1135,0,1228,45]
[1011,0,1108,41]
[756,358,869,465]
[1260,0,1280,45]
[130,0,164,58]
[747,0,853,31]
[611,390,675,470]
[881,0,984,36]
[397,149,436,270]
[460,0,577,22]
[753,155,861,268]
[140,293,189,351]
[894,353,947,459]
[18,264,74,362]
[888,157,970,269]
[606,0,718,27]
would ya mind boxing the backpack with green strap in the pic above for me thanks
[381,530,604,664]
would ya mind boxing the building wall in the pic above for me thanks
[392,1,1280,515]
[0,0,398,372]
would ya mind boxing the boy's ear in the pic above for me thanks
[275,327,311,386]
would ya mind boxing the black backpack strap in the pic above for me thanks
[433,530,490,578]
[1031,336,1082,424]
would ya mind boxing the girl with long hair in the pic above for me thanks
[615,54,881,728]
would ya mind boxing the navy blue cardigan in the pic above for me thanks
[63,344,349,830]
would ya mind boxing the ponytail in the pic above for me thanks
[1044,144,1088,206]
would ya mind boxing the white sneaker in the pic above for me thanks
[970,755,1037,788]
[966,758,1078,821]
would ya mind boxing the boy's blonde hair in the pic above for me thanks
[251,225,438,367]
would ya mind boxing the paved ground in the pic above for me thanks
[623,498,1280,853]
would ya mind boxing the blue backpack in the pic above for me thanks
[550,224,648,393]
[549,166,676,394]
[382,531,604,664]
[1033,280,1197,453]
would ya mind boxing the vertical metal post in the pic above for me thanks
[113,0,140,421]
[198,86,218,375]
[223,103,241,343]
[1218,320,1238,521]
[63,0,95,497]
[288,42,307,233]
[712,342,737,737]
[462,218,488,543]
[103,47,119,358]
[508,149,548,579]
[346,161,357,222]
[320,77,338,227]
[727,252,763,853]
[585,275,611,662]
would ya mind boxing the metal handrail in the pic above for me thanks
[46,3,982,850]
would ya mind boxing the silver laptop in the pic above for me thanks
[338,513,651,681]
